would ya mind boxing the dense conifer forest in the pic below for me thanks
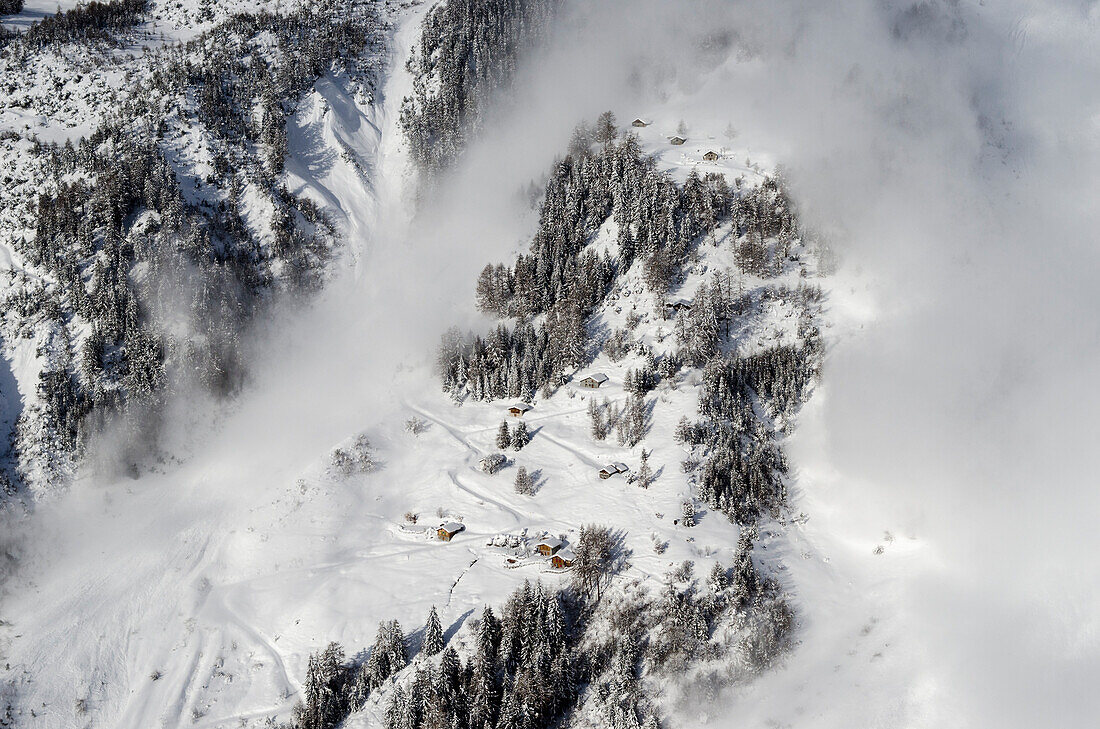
[1,0,386,495]
[437,115,822,527]
[290,530,790,729]
[400,0,560,172]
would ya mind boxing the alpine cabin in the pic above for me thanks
[535,537,563,556]
[579,373,609,389]
[598,463,629,479]
[552,549,575,569]
[670,136,686,145]
[631,118,649,127]
[437,522,465,541]
[702,150,720,161]
[508,403,532,417]
[666,298,693,314]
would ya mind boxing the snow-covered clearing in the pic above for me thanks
[1,0,84,33]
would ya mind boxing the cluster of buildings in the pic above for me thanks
[631,118,721,160]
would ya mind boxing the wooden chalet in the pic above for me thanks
[598,463,629,480]
[508,402,533,417]
[631,118,649,127]
[670,136,686,146]
[702,150,720,161]
[551,549,575,570]
[665,298,693,313]
[437,522,465,541]
[534,537,563,556]
[579,373,609,389]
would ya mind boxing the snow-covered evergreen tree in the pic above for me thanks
[496,420,513,450]
[514,466,534,496]
[681,500,696,528]
[512,420,529,450]
[423,606,445,657]
[637,449,653,489]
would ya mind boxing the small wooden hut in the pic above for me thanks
[534,537,563,556]
[551,549,575,569]
[437,522,465,541]
[579,373,609,389]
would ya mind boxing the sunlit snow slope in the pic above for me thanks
[0,4,428,727]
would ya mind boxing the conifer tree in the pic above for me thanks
[681,500,696,528]
[595,110,618,144]
[571,524,615,601]
[637,449,653,489]
[589,397,607,441]
[496,420,512,450]
[423,605,445,657]
[467,653,500,729]
[512,420,529,450]
[384,685,407,729]
[514,466,534,496]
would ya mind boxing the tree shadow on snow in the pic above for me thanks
[529,468,544,495]
[445,607,476,644]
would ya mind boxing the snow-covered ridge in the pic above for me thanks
[0,0,388,498]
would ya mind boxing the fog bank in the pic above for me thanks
[477,0,1100,725]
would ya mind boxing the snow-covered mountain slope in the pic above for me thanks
[5,1,1098,728]
[0,3,831,726]
[0,0,389,498]
[0,1,418,725]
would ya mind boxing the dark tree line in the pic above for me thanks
[5,0,147,50]
[400,0,560,172]
[383,583,576,729]
[7,1,384,492]
[437,271,604,403]
[292,585,580,729]
[438,116,745,403]
[731,174,800,277]
[291,531,790,728]
[567,535,789,727]
[676,340,821,523]
[486,123,734,317]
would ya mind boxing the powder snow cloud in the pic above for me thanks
[459,0,1100,725]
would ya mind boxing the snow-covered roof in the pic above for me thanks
[509,402,533,412]
[536,537,563,549]
[556,548,575,561]
[613,463,629,473]
[670,136,687,144]
[667,298,693,308]
[582,373,609,383]
[601,463,628,474]
[439,522,465,533]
